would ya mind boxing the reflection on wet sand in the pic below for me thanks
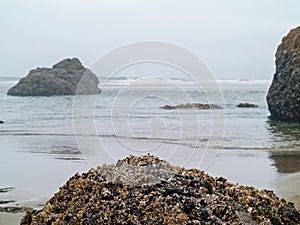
[29,145,83,161]
[269,152,300,173]
[19,135,84,161]
[266,119,300,147]
[266,119,300,173]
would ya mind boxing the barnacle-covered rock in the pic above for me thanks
[21,155,300,224]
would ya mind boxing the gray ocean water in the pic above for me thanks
[0,75,300,206]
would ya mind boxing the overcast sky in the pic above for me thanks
[0,0,299,79]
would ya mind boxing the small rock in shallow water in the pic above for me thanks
[0,200,15,205]
[161,103,222,110]
[236,103,258,108]
[0,187,14,193]
[0,206,33,213]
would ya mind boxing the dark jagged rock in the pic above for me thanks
[267,26,300,121]
[0,120,3,124]
[161,103,222,110]
[236,103,258,108]
[7,58,100,96]
[21,155,300,225]
[0,200,15,204]
[0,187,14,193]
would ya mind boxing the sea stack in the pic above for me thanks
[7,58,101,96]
[267,26,300,121]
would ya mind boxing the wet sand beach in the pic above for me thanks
[0,213,24,225]
[274,172,300,209]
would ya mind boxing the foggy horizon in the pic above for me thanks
[0,0,299,80]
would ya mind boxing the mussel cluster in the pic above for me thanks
[21,155,300,225]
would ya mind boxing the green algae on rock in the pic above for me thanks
[21,155,300,225]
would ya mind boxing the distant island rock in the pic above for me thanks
[236,103,258,108]
[0,120,4,124]
[267,26,300,121]
[161,103,222,110]
[7,58,101,96]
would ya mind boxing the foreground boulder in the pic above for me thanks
[21,155,299,225]
[7,58,100,96]
[267,26,300,121]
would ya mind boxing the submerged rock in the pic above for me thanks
[0,200,15,205]
[267,26,300,121]
[0,187,14,193]
[21,155,300,225]
[161,103,222,110]
[236,103,258,108]
[7,58,101,96]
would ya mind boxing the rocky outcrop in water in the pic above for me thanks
[236,103,258,108]
[21,155,300,225]
[161,103,222,110]
[7,58,100,96]
[267,26,300,121]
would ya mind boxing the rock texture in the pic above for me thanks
[7,58,100,96]
[267,26,300,121]
[21,155,299,225]
[161,103,222,110]
[236,103,258,108]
